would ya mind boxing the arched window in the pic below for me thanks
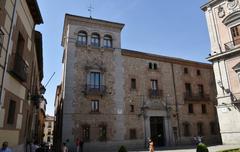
[210,122,217,135]
[91,33,100,47]
[183,122,191,137]
[197,122,204,136]
[77,31,87,45]
[103,35,112,48]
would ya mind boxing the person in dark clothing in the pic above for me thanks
[79,139,84,152]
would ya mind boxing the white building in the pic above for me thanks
[201,0,240,144]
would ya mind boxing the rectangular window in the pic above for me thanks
[197,69,201,76]
[188,104,193,114]
[151,80,158,90]
[90,72,101,88]
[47,137,50,142]
[149,63,152,69]
[210,122,217,135]
[99,125,107,141]
[198,84,204,97]
[91,100,99,112]
[129,129,137,139]
[231,24,240,45]
[48,122,52,128]
[184,67,188,74]
[7,100,16,124]
[130,105,134,112]
[131,78,136,89]
[16,33,25,55]
[183,123,190,137]
[202,104,207,114]
[185,83,192,96]
[82,126,90,141]
[153,63,157,70]
[197,123,204,136]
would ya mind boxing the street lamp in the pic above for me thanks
[217,80,237,102]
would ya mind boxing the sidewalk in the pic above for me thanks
[130,144,240,152]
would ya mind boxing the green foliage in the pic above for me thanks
[196,143,209,152]
[118,145,127,152]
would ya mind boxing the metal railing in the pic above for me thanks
[224,38,240,51]
[83,84,107,96]
[184,92,210,101]
[8,53,28,82]
[149,89,163,98]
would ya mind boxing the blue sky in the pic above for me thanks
[36,0,210,116]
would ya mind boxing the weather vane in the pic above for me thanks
[88,0,94,18]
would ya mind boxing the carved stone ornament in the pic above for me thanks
[218,6,225,18]
[227,0,239,10]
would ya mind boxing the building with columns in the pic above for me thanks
[55,14,220,151]
[201,0,240,144]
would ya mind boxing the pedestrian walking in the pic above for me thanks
[76,138,80,152]
[61,143,68,152]
[149,138,154,152]
[0,141,12,152]
[79,138,84,152]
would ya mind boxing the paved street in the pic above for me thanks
[130,145,240,152]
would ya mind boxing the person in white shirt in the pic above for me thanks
[61,143,68,152]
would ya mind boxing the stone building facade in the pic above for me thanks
[56,14,220,151]
[201,0,240,144]
[0,0,45,151]
[43,115,54,146]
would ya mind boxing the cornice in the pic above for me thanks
[122,49,212,69]
[201,0,224,11]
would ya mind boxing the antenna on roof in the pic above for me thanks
[88,0,94,18]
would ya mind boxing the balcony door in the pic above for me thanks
[90,72,101,88]
[231,24,240,46]
[151,80,158,90]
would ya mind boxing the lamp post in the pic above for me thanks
[217,80,237,102]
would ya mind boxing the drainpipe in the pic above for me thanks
[0,0,17,105]
[171,63,181,144]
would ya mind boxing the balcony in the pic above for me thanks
[184,92,210,101]
[224,38,240,51]
[149,89,163,98]
[83,84,107,96]
[8,53,28,82]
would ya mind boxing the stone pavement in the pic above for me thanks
[129,144,240,152]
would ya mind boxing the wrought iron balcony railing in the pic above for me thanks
[83,84,107,96]
[8,53,28,82]
[149,89,163,98]
[224,38,240,51]
[184,92,210,101]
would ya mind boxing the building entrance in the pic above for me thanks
[150,116,165,146]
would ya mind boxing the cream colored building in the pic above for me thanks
[202,0,240,145]
[0,0,44,151]
[55,14,220,151]
[43,115,54,146]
